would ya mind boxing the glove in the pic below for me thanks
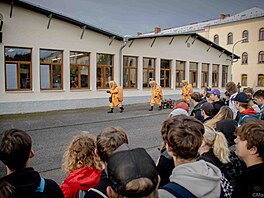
[106,90,110,93]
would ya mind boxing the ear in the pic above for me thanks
[106,186,117,198]
[249,146,258,155]
[29,149,35,159]
[165,143,173,157]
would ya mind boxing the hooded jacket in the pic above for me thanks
[61,166,101,198]
[238,108,260,126]
[158,160,222,198]
[212,100,225,116]
[0,167,63,198]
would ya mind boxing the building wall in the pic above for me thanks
[0,3,231,114]
[197,17,264,89]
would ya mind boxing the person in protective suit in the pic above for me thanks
[149,81,163,111]
[107,81,124,113]
[182,80,193,104]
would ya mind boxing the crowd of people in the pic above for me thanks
[0,81,264,198]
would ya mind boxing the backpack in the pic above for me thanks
[160,182,196,198]
[117,86,124,102]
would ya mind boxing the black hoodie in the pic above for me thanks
[212,99,226,116]
[0,167,64,198]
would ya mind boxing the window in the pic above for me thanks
[123,56,137,88]
[241,52,248,64]
[241,74,247,86]
[227,32,233,44]
[189,62,198,88]
[222,65,228,87]
[143,58,155,88]
[212,64,219,87]
[259,51,264,63]
[40,49,63,90]
[259,28,264,41]
[258,74,264,87]
[176,60,185,88]
[213,34,219,45]
[97,54,114,89]
[70,51,90,89]
[160,59,171,88]
[242,30,248,42]
[202,63,209,87]
[5,47,32,91]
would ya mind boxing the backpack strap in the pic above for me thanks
[35,177,45,193]
[160,182,196,198]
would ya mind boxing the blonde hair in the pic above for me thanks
[63,132,103,173]
[203,125,230,164]
[206,106,233,128]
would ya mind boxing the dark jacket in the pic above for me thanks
[232,163,264,198]
[212,99,225,116]
[84,169,110,198]
[190,100,206,122]
[0,167,64,198]
[216,119,238,147]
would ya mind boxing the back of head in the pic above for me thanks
[203,125,230,164]
[0,128,32,170]
[253,89,264,99]
[206,106,233,128]
[107,147,158,198]
[226,81,238,96]
[63,132,102,173]
[173,101,189,112]
[191,92,203,102]
[161,115,204,160]
[97,127,128,162]
[201,102,214,116]
[235,119,264,162]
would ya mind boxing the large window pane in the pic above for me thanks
[97,54,113,89]
[20,64,30,89]
[6,64,18,89]
[70,52,89,64]
[40,65,50,89]
[53,65,62,88]
[80,66,88,88]
[70,66,78,88]
[123,56,138,88]
[5,47,31,61]
[176,60,185,88]
[40,50,62,63]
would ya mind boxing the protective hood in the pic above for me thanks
[61,166,101,197]
[182,80,188,84]
[169,160,221,197]
[109,81,117,89]
[149,80,156,88]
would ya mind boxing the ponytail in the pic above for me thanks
[213,132,230,164]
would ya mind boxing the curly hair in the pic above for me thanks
[235,119,264,161]
[63,132,103,173]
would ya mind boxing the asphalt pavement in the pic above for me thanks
[0,103,174,185]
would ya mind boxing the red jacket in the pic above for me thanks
[61,166,101,198]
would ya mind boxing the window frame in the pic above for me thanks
[242,30,249,42]
[143,57,155,88]
[212,64,219,87]
[259,28,264,41]
[257,74,264,87]
[241,74,247,86]
[4,46,32,91]
[176,60,185,88]
[241,52,248,64]
[259,51,264,63]
[222,65,228,87]
[70,51,90,90]
[189,62,198,88]
[227,32,233,45]
[213,34,219,45]
[201,63,209,88]
[160,59,171,88]
[96,53,114,89]
[40,49,63,90]
[123,56,138,89]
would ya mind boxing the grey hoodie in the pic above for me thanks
[158,160,222,198]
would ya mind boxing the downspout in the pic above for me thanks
[119,35,130,86]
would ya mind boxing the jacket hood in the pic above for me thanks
[182,80,188,83]
[169,160,222,197]
[1,167,40,193]
[213,100,225,105]
[61,166,101,192]
[109,81,117,88]
[241,108,258,115]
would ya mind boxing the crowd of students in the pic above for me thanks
[0,81,264,198]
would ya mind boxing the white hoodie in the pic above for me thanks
[158,160,222,198]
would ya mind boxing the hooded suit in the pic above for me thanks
[149,81,163,107]
[182,80,193,104]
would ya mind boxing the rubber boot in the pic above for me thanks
[107,108,114,113]
[148,106,153,111]
[158,106,162,110]
[120,106,124,113]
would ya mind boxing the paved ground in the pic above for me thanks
[0,103,173,185]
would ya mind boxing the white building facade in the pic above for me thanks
[0,1,235,114]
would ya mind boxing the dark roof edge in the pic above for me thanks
[131,33,239,59]
[9,0,123,40]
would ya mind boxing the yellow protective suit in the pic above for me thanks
[150,81,163,107]
[108,81,123,110]
[182,80,193,104]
